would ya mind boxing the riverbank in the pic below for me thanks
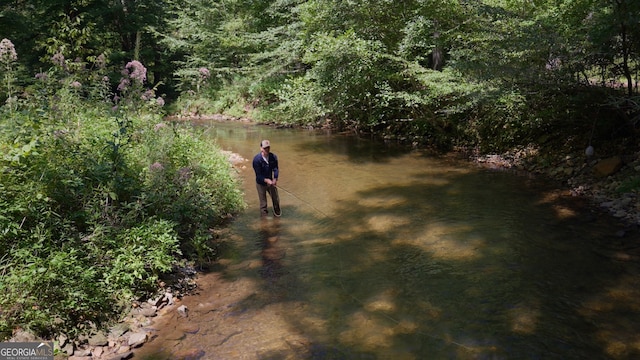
[473,146,640,241]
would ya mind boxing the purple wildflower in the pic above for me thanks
[95,54,107,69]
[199,67,210,79]
[70,81,82,88]
[141,89,155,101]
[546,57,561,71]
[53,129,69,139]
[0,38,17,62]
[150,162,164,171]
[177,167,192,182]
[52,52,65,67]
[117,78,130,92]
[35,72,48,81]
[156,97,165,107]
[125,60,147,84]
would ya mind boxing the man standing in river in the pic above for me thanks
[253,139,281,217]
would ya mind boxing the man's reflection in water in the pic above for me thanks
[258,218,285,280]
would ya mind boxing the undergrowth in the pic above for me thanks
[0,41,244,340]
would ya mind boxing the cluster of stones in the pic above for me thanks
[56,292,188,360]
[568,155,640,228]
[7,265,198,360]
[169,113,252,123]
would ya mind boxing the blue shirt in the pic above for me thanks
[252,152,279,185]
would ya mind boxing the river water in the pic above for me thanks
[133,120,640,359]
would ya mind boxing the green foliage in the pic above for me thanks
[271,76,326,125]
[134,123,245,243]
[185,0,638,150]
[103,219,181,297]
[617,177,640,194]
[1,0,176,101]
[466,88,532,152]
[0,246,108,338]
[301,31,391,128]
[4,0,640,152]
[0,47,244,339]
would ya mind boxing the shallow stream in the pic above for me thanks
[133,121,640,359]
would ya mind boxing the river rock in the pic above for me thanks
[600,201,615,209]
[620,196,634,207]
[10,329,36,342]
[73,348,91,357]
[127,332,148,347]
[613,210,627,218]
[88,331,109,346]
[62,341,75,356]
[593,156,623,177]
[109,323,130,338]
[104,350,133,360]
[57,332,69,347]
[177,304,189,317]
[117,345,131,354]
[136,307,157,317]
[93,346,104,357]
[164,292,175,306]
[148,294,164,307]
[107,351,133,360]
[179,323,200,334]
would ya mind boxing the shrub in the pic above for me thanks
[0,245,109,339]
[0,50,244,339]
[102,219,181,298]
[134,122,245,257]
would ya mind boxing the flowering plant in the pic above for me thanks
[0,38,18,109]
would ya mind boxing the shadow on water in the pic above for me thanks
[295,179,615,358]
[134,121,640,360]
[292,133,418,164]
[257,219,285,281]
[285,178,637,357]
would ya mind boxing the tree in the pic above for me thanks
[0,0,175,96]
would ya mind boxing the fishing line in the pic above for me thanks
[276,185,475,352]
[276,185,330,218]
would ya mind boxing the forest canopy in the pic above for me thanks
[2,0,639,152]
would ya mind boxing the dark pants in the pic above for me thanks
[257,183,280,216]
